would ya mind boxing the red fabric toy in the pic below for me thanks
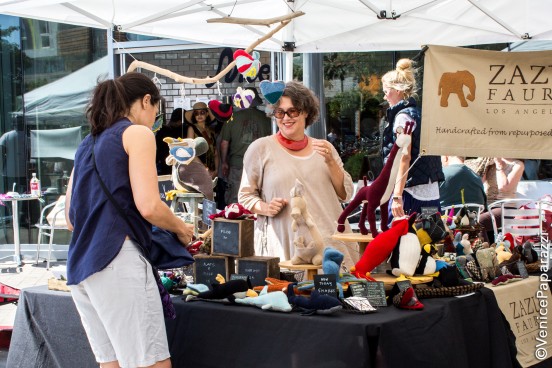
[209,203,256,220]
[337,122,413,236]
[350,216,410,280]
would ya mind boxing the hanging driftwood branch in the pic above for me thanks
[126,12,304,84]
[206,11,304,26]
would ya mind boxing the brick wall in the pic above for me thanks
[131,47,272,112]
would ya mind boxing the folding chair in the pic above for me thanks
[35,196,69,269]
[488,198,552,267]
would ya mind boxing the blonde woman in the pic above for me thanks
[380,58,444,221]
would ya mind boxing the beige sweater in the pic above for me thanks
[238,136,359,268]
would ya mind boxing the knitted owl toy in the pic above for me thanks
[337,122,413,236]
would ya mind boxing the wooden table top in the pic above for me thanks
[331,232,374,243]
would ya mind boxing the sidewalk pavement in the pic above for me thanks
[0,260,61,328]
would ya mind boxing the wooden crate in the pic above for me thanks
[211,218,254,257]
[48,278,71,292]
[193,254,235,287]
[236,256,280,287]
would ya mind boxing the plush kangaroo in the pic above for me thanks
[337,122,413,236]
[290,179,324,265]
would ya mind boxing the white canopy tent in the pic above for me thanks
[20,56,109,121]
[1,0,551,53]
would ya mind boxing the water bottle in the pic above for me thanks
[61,170,69,194]
[30,173,41,197]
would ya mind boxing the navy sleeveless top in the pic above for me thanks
[67,119,151,285]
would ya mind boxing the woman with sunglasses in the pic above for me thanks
[184,102,218,178]
[238,81,358,269]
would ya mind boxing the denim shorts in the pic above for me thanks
[70,240,170,367]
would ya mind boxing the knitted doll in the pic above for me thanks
[337,122,413,236]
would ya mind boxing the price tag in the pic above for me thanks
[230,274,250,283]
[365,281,387,307]
[349,283,368,297]
[313,274,338,298]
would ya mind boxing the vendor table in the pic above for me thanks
[0,196,40,266]
[7,285,522,368]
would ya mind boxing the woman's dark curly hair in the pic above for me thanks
[274,80,320,127]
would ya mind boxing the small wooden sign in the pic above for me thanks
[202,199,217,226]
[349,283,368,297]
[157,175,174,207]
[212,218,254,257]
[230,274,250,283]
[237,256,280,287]
[314,274,338,298]
[365,281,387,307]
[193,255,235,288]
[517,261,529,278]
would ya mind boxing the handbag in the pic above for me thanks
[92,136,194,319]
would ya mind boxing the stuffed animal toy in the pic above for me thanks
[253,278,294,293]
[495,243,513,264]
[392,287,424,310]
[453,232,464,255]
[289,179,324,265]
[233,49,261,79]
[286,283,342,315]
[518,241,538,264]
[460,233,472,255]
[259,80,285,104]
[163,136,214,199]
[502,232,515,252]
[475,247,498,281]
[337,122,413,236]
[195,276,253,302]
[210,203,255,220]
[234,286,293,312]
[390,214,442,277]
[350,216,410,280]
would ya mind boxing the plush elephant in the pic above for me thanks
[438,70,476,107]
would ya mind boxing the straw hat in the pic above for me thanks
[184,102,215,124]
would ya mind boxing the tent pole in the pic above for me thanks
[107,28,115,78]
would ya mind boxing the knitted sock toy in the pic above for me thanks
[286,284,342,315]
[234,286,293,312]
[350,216,410,280]
[389,214,423,277]
[392,287,424,310]
[197,279,251,302]
[337,122,413,236]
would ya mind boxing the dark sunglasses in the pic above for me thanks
[273,108,301,119]
[194,110,208,116]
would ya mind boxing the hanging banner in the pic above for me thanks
[421,45,552,159]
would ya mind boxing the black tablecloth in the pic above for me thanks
[7,285,520,368]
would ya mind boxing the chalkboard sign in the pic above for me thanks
[349,283,368,297]
[365,281,387,307]
[157,175,174,207]
[237,257,279,287]
[314,274,338,298]
[517,261,529,278]
[202,199,217,226]
[212,219,254,257]
[193,255,234,288]
[230,274,250,283]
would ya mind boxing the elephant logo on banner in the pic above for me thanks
[438,70,476,107]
